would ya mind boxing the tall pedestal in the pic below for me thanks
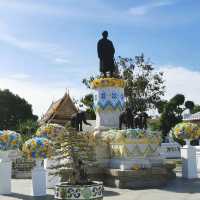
[181,141,197,179]
[32,160,47,196]
[91,78,125,130]
[0,151,12,194]
[195,146,200,178]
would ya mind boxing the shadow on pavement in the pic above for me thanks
[3,193,54,200]
[161,177,200,194]
[104,190,120,196]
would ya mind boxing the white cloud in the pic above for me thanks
[129,0,175,16]
[161,66,200,104]
[55,58,70,64]
[0,0,67,16]
[0,30,69,64]
[0,77,90,117]
[9,73,30,80]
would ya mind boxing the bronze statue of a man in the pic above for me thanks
[97,31,115,77]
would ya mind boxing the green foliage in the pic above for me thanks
[170,94,185,106]
[82,75,100,89]
[17,119,39,141]
[185,101,194,112]
[117,54,165,112]
[0,89,38,130]
[191,104,200,114]
[81,94,96,120]
[148,118,161,131]
[159,94,195,139]
[155,100,168,113]
[50,124,94,185]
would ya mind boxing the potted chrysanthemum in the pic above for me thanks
[173,122,199,145]
[172,122,200,179]
[22,136,53,196]
[50,124,104,200]
[0,130,21,194]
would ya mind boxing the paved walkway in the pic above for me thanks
[1,177,200,200]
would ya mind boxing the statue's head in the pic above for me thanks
[102,30,108,39]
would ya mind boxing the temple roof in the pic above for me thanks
[39,92,78,125]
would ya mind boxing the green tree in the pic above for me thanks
[155,100,168,113]
[192,104,200,114]
[185,101,194,112]
[117,54,165,112]
[17,119,39,142]
[0,89,38,130]
[159,94,194,139]
[81,94,96,120]
[148,118,160,131]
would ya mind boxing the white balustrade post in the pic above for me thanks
[181,140,197,179]
[195,145,200,178]
[0,151,12,194]
[32,160,47,196]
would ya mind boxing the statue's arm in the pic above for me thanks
[97,41,102,59]
[111,41,115,55]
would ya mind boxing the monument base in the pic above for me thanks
[96,111,121,129]
[88,164,176,189]
[109,157,164,170]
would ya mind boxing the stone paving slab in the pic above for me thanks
[0,178,200,200]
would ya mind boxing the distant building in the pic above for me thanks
[183,111,200,125]
[39,92,78,126]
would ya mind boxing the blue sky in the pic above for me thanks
[0,0,200,116]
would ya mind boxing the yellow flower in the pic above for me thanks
[132,164,140,171]
[31,140,36,146]
[11,140,17,145]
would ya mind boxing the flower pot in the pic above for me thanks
[55,181,103,200]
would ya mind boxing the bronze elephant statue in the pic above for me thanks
[71,111,92,131]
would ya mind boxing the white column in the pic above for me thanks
[32,160,47,196]
[181,140,197,179]
[195,146,200,178]
[0,151,12,194]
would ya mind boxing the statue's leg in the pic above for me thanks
[110,70,113,78]
[80,121,83,131]
[119,119,122,130]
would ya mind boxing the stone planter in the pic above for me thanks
[55,181,103,200]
